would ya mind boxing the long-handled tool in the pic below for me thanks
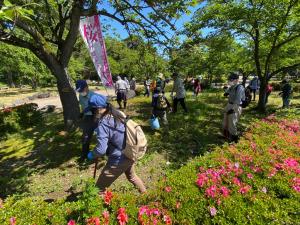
[93,158,98,179]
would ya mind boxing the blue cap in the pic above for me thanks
[87,94,108,111]
[75,80,88,92]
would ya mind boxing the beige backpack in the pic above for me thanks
[110,107,147,161]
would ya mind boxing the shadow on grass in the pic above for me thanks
[0,111,83,198]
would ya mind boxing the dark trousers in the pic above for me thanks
[265,92,271,104]
[144,87,150,97]
[251,89,257,101]
[173,97,188,113]
[81,115,97,158]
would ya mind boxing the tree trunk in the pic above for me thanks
[7,72,15,88]
[52,64,80,130]
[257,76,267,112]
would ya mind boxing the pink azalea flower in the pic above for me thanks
[232,177,241,186]
[138,206,149,216]
[284,158,299,169]
[268,168,277,178]
[220,186,230,197]
[165,186,172,192]
[67,220,76,225]
[205,185,218,198]
[102,210,110,225]
[261,187,267,194]
[291,177,300,193]
[10,217,16,225]
[217,199,221,205]
[209,206,217,216]
[247,173,253,179]
[239,185,251,194]
[196,173,208,187]
[250,142,257,151]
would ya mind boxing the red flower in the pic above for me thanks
[67,220,76,225]
[117,208,128,225]
[103,189,113,205]
[239,185,251,194]
[163,215,172,224]
[165,186,172,192]
[86,217,100,225]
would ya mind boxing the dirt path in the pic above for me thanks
[31,89,116,109]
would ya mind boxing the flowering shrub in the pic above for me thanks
[0,113,299,224]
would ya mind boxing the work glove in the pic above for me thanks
[87,151,95,160]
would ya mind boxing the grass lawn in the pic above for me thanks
[0,89,299,201]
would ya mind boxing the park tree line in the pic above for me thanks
[0,0,300,127]
[0,36,168,88]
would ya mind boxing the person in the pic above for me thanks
[115,76,129,109]
[129,77,136,91]
[86,94,146,193]
[144,77,151,97]
[265,83,273,104]
[152,88,171,127]
[222,73,245,143]
[156,73,165,92]
[171,72,188,113]
[193,77,202,97]
[75,80,97,161]
[249,76,260,101]
[279,79,292,108]
[124,77,130,87]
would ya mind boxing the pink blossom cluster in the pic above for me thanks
[138,205,172,225]
[291,177,300,193]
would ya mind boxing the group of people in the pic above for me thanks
[223,73,293,142]
[74,72,293,194]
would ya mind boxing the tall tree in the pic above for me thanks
[0,0,197,129]
[189,0,300,111]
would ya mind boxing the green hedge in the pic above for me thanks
[0,110,299,224]
[0,103,42,139]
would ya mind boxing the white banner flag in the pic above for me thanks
[79,15,113,88]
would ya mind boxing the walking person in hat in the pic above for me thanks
[279,79,292,108]
[115,76,129,109]
[222,73,245,143]
[87,94,146,193]
[171,72,188,113]
[75,80,97,161]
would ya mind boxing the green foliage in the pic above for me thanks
[1,109,299,224]
[0,103,42,138]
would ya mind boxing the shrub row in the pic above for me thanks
[0,111,299,224]
[0,103,42,138]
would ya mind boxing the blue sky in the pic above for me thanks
[98,2,205,43]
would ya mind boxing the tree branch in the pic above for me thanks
[270,62,300,78]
